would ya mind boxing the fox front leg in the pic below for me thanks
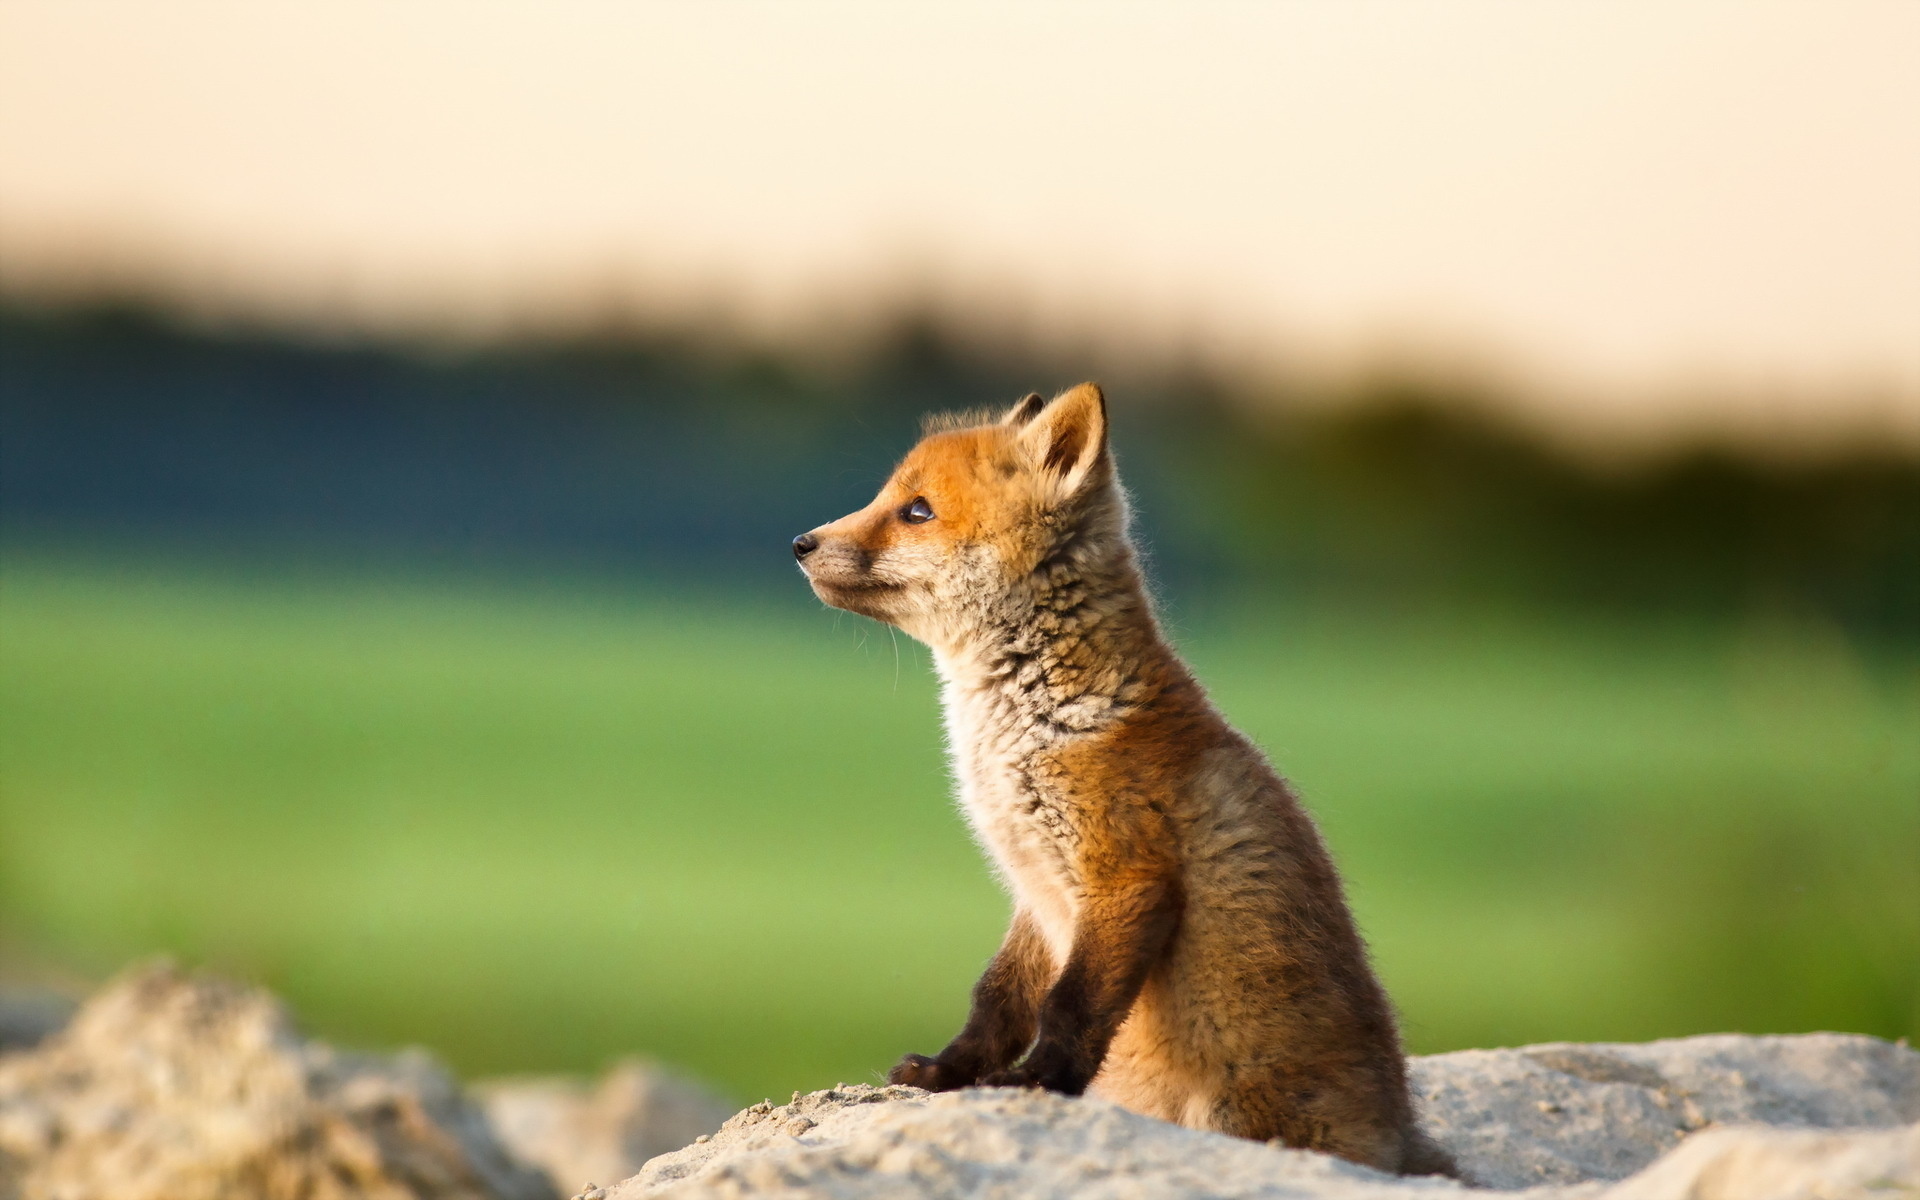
[889,910,1050,1091]
[979,873,1181,1095]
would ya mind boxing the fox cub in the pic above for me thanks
[792,384,1454,1176]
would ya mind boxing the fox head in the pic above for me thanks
[793,383,1131,653]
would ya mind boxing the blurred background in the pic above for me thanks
[1,3,1915,1103]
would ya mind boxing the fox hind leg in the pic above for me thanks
[1206,1068,1413,1176]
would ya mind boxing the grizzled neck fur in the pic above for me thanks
[933,483,1176,748]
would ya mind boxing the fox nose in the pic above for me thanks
[792,532,820,561]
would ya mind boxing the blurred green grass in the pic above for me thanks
[1,552,1914,1103]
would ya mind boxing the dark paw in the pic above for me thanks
[888,1053,963,1091]
[977,1055,1087,1095]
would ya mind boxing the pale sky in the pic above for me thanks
[2,2,1917,450]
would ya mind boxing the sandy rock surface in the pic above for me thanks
[1611,1122,1920,1200]
[0,963,552,1200]
[612,1034,1919,1200]
[4,964,1913,1200]
[1414,1033,1918,1187]
[478,1062,735,1197]
[613,1084,1452,1200]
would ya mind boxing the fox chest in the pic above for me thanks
[940,673,1111,953]
[952,748,1087,954]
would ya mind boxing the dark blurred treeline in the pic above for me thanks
[3,302,1916,638]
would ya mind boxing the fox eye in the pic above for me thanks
[900,496,935,524]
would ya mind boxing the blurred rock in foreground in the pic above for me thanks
[3,963,1914,1199]
[0,962,552,1200]
[617,1034,1918,1200]
[477,1062,734,1197]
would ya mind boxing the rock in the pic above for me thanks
[616,1084,1457,1200]
[610,1034,1919,1199]
[477,1061,735,1196]
[1413,1033,1919,1188]
[5,963,1910,1198]
[1604,1121,1920,1200]
[0,961,554,1200]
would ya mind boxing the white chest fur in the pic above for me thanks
[939,671,1083,961]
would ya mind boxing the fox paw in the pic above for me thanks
[977,1062,1086,1095]
[888,1053,967,1092]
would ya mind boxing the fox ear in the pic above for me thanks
[1018,383,1108,498]
[1002,393,1047,427]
